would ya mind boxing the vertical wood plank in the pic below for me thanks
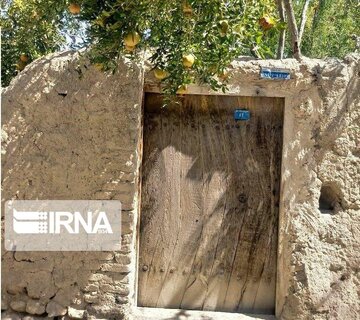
[180,95,228,310]
[138,95,182,306]
[156,96,204,308]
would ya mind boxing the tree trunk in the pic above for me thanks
[283,0,301,59]
[298,0,311,47]
[276,0,286,59]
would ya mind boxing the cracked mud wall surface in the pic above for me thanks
[1,51,360,320]
[1,51,144,319]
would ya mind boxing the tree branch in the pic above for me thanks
[276,0,286,59]
[283,0,301,59]
[298,0,311,46]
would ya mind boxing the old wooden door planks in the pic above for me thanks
[138,93,284,314]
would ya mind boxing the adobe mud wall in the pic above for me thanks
[1,51,144,319]
[1,51,359,320]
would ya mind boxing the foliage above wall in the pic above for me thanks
[82,0,281,96]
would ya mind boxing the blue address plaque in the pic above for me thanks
[234,109,250,121]
[260,67,291,80]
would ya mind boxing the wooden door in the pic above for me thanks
[138,93,284,314]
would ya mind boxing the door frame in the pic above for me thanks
[134,83,288,319]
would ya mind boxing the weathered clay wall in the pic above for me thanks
[1,51,359,320]
[1,51,144,319]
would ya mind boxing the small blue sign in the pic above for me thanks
[260,67,291,80]
[234,109,250,121]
